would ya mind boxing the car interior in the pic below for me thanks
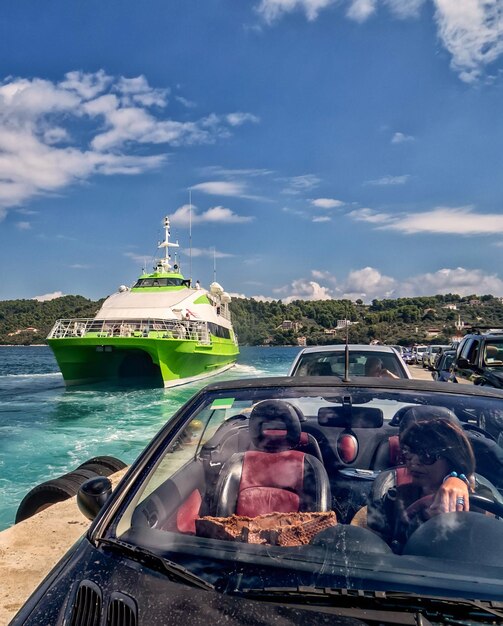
[130,395,503,551]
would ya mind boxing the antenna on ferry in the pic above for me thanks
[158,216,179,272]
[213,246,217,282]
[189,190,193,285]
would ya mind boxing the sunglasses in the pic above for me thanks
[401,445,442,466]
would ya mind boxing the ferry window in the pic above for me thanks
[133,278,184,288]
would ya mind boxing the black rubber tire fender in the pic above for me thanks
[77,455,127,474]
[15,468,100,523]
[74,462,115,477]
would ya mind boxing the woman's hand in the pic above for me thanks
[427,476,470,517]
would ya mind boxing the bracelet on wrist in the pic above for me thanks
[443,471,470,487]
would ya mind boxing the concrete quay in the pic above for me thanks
[0,469,127,625]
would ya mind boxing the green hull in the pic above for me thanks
[48,335,239,388]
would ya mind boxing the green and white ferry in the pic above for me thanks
[47,217,239,387]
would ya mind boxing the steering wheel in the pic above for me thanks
[406,493,503,518]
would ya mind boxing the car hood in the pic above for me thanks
[10,539,369,626]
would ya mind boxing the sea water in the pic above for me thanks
[0,345,301,531]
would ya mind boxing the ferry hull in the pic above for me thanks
[47,336,239,388]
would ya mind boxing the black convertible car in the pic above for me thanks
[11,377,503,626]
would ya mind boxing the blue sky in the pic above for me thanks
[1,0,503,303]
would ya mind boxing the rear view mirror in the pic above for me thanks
[318,406,383,428]
[456,357,470,369]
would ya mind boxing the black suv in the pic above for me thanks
[452,329,503,389]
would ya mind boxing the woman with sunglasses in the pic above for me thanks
[367,417,493,552]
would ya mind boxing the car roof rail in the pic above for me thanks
[466,326,503,335]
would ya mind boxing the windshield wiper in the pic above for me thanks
[236,586,503,624]
[97,538,214,591]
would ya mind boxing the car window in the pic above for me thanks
[293,351,406,378]
[466,339,480,364]
[484,341,503,366]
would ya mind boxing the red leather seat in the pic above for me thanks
[214,400,331,517]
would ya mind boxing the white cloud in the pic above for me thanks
[265,265,503,303]
[43,127,69,145]
[347,0,377,22]
[311,269,337,283]
[349,205,503,235]
[188,247,234,259]
[401,267,503,297]
[115,75,168,107]
[201,166,274,179]
[256,0,335,23]
[251,294,277,302]
[176,95,197,109]
[274,278,334,303]
[226,112,260,126]
[281,174,321,195]
[349,207,392,223]
[384,0,426,19]
[366,174,411,185]
[256,0,503,82]
[124,252,151,266]
[386,206,503,235]
[0,71,257,217]
[190,181,248,196]
[341,266,396,300]
[311,197,344,208]
[170,204,253,226]
[434,0,503,83]
[32,291,64,301]
[15,221,31,230]
[59,70,112,100]
[312,216,332,222]
[391,131,415,144]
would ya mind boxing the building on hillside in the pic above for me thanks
[7,327,39,337]
[278,320,301,332]
[335,320,358,330]
[442,304,457,311]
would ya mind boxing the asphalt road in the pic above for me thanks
[409,363,436,381]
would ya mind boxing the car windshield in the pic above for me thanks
[110,382,503,603]
[291,350,406,378]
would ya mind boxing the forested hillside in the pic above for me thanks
[1,293,503,346]
[0,296,103,345]
[231,294,503,346]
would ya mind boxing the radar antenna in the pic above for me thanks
[156,216,179,273]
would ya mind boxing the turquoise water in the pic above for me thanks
[0,345,301,531]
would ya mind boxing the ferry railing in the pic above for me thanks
[48,318,212,344]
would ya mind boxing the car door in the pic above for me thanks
[453,338,483,385]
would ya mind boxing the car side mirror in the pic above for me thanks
[77,476,112,521]
[456,357,470,369]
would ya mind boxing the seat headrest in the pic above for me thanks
[397,405,460,433]
[249,400,302,451]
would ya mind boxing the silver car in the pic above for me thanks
[288,344,412,379]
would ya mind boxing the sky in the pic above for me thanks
[1,0,503,304]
